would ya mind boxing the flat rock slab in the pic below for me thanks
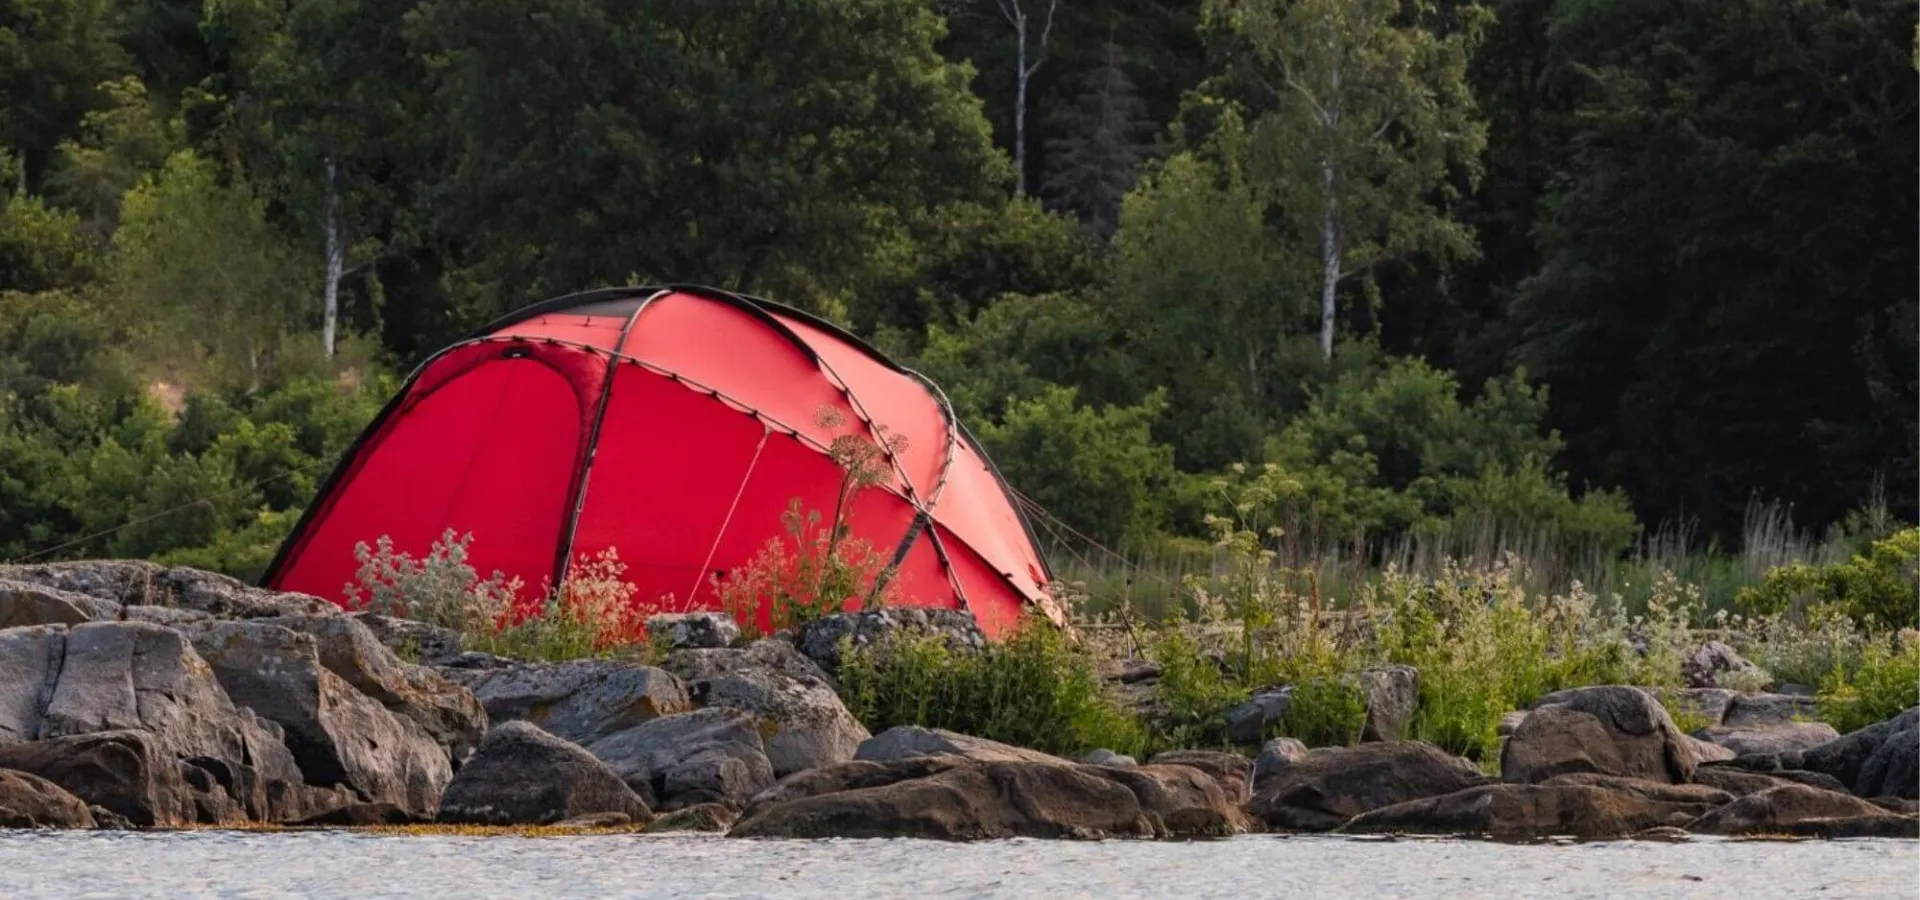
[730,760,1156,841]
[1688,784,1902,835]
[1249,741,1492,831]
[1342,783,1719,840]
[1693,723,1840,757]
[854,726,1063,766]
[1720,693,1821,729]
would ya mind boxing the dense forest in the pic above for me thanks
[1,0,1914,579]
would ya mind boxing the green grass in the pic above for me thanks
[837,614,1148,758]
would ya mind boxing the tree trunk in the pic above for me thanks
[1318,159,1339,361]
[322,159,343,360]
[1014,18,1029,196]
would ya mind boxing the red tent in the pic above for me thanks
[262,286,1058,636]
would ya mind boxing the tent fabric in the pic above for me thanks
[262,285,1059,637]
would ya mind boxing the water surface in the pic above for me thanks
[7,831,1913,899]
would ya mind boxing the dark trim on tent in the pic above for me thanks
[548,288,672,588]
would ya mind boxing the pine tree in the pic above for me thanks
[1042,41,1154,237]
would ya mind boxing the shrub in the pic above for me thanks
[344,530,520,637]
[345,531,651,662]
[1266,359,1641,556]
[1365,563,1632,761]
[488,548,647,660]
[1737,528,1919,629]
[1818,631,1920,734]
[839,614,1146,757]
[712,408,902,635]
[974,385,1183,547]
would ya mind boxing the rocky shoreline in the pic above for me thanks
[0,561,1912,842]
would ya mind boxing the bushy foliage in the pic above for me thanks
[346,530,648,661]
[975,386,1183,547]
[0,308,387,578]
[1818,631,1920,735]
[1267,358,1640,555]
[839,614,1147,757]
[345,530,522,636]
[1737,528,1919,629]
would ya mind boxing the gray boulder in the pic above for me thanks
[855,726,1062,765]
[28,622,304,806]
[585,708,775,810]
[1342,782,1718,840]
[0,581,118,628]
[793,608,987,676]
[1683,641,1765,690]
[0,768,96,828]
[668,641,867,777]
[188,620,450,818]
[1727,707,1919,798]
[729,759,1160,841]
[1145,750,1252,805]
[1687,783,1908,835]
[351,613,465,667]
[443,659,689,747]
[1855,711,1919,799]
[1356,665,1419,742]
[0,731,230,827]
[256,616,486,765]
[1249,741,1492,831]
[0,626,66,743]
[1081,749,1137,767]
[436,722,652,826]
[1502,686,1698,784]
[1224,686,1293,744]
[1252,737,1310,789]
[646,613,740,650]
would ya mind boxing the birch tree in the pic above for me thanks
[1207,0,1486,359]
[947,0,1060,195]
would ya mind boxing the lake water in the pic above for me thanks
[7,831,1914,900]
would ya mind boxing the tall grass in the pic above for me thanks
[1049,494,1890,625]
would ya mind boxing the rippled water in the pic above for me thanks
[7,831,1913,900]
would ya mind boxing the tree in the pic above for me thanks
[1109,143,1315,470]
[0,0,130,189]
[1204,0,1487,359]
[1507,0,1918,536]
[1042,40,1156,236]
[255,0,437,359]
[46,75,175,238]
[108,150,307,390]
[408,0,1006,317]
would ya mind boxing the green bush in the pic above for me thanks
[1818,633,1920,734]
[1738,528,1919,629]
[975,385,1185,548]
[1266,359,1640,556]
[839,615,1146,758]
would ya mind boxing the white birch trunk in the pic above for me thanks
[1014,19,1029,196]
[322,159,343,360]
[1318,159,1339,360]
